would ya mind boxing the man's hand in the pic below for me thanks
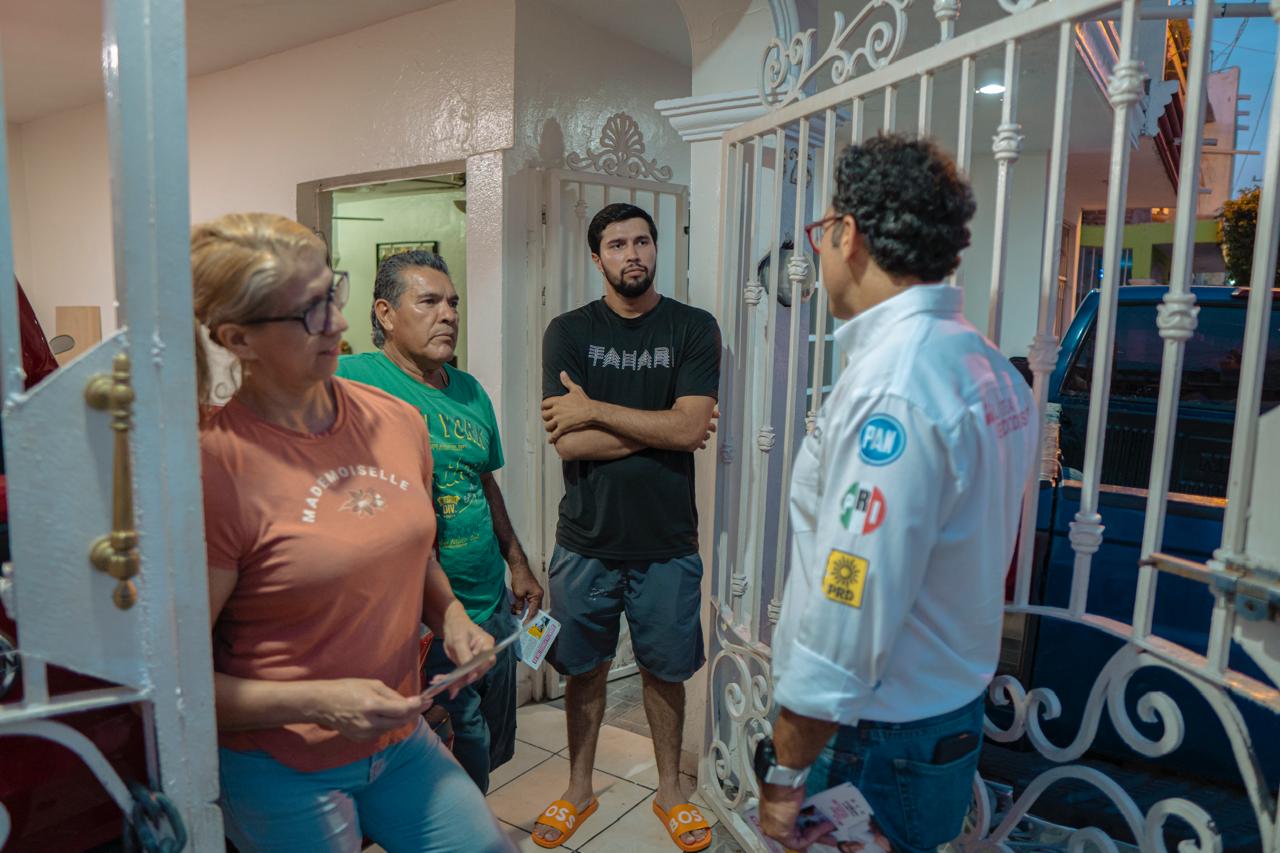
[758,783,836,850]
[542,372,597,442]
[699,405,720,449]
[510,559,544,621]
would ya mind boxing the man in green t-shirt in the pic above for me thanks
[337,250,543,793]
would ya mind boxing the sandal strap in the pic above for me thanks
[664,803,711,835]
[537,799,584,835]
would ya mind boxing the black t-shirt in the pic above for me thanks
[542,296,721,561]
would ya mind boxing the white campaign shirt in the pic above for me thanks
[772,284,1037,725]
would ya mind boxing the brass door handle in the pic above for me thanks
[85,352,139,610]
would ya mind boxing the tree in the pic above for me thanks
[1219,186,1280,288]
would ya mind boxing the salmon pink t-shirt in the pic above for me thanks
[201,377,436,772]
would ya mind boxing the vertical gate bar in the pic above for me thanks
[0,61,22,405]
[1014,21,1075,608]
[714,143,744,607]
[732,136,767,623]
[935,0,959,42]
[883,84,898,132]
[1216,0,1280,566]
[769,117,811,627]
[956,57,976,174]
[954,55,976,293]
[918,72,934,137]
[1135,0,1215,639]
[676,189,690,304]
[850,96,865,143]
[579,183,592,307]
[752,126,789,638]
[102,0,223,843]
[1070,0,1144,616]
[809,108,837,428]
[986,39,1023,346]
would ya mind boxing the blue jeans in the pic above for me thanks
[423,606,517,793]
[218,719,513,853]
[806,694,985,853]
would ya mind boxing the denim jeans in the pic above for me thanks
[218,719,513,853]
[806,694,985,853]
[423,605,517,793]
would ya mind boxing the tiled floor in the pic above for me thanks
[486,701,748,853]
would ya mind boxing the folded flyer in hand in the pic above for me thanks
[515,609,560,670]
[744,783,886,853]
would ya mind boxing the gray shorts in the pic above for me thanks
[546,545,706,683]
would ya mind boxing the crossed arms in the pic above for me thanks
[541,370,716,461]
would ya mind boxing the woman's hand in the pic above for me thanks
[439,607,497,698]
[308,678,425,742]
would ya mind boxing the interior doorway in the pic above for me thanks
[329,174,469,363]
[297,163,469,364]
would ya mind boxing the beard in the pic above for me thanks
[606,264,654,298]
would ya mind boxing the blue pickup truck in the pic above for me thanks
[989,286,1280,847]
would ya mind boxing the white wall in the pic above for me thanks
[10,0,515,338]
[961,152,1051,358]
[5,122,33,290]
[331,188,468,359]
[510,5,691,180]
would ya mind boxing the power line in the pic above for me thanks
[1215,19,1250,70]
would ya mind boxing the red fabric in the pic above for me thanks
[16,280,58,390]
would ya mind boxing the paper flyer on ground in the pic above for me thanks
[745,783,887,852]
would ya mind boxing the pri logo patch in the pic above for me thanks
[858,413,905,466]
[840,482,886,534]
[823,549,869,608]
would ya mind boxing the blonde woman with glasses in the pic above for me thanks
[192,212,513,853]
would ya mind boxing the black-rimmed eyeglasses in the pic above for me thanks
[242,271,350,336]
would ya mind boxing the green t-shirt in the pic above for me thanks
[337,352,506,623]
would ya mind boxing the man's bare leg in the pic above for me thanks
[532,661,610,843]
[642,666,709,848]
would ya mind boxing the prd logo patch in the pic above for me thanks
[840,482,886,534]
[858,413,906,466]
[823,549,868,608]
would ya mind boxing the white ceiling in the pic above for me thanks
[543,0,691,66]
[0,0,455,123]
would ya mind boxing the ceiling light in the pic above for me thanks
[977,83,1006,95]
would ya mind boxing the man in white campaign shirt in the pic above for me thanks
[756,135,1037,853]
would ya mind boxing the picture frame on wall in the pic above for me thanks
[376,240,440,266]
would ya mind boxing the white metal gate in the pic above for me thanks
[0,1,221,849]
[532,119,690,697]
[701,0,1280,849]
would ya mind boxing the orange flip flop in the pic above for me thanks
[652,800,712,852]
[531,798,599,849]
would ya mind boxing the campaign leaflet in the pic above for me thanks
[744,783,887,853]
[515,609,561,670]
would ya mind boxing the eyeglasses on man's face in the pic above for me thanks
[804,214,845,255]
[243,271,350,336]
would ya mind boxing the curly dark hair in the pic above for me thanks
[832,134,976,282]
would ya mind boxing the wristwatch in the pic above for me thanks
[752,736,810,789]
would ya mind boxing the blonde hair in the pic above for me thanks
[191,213,326,412]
